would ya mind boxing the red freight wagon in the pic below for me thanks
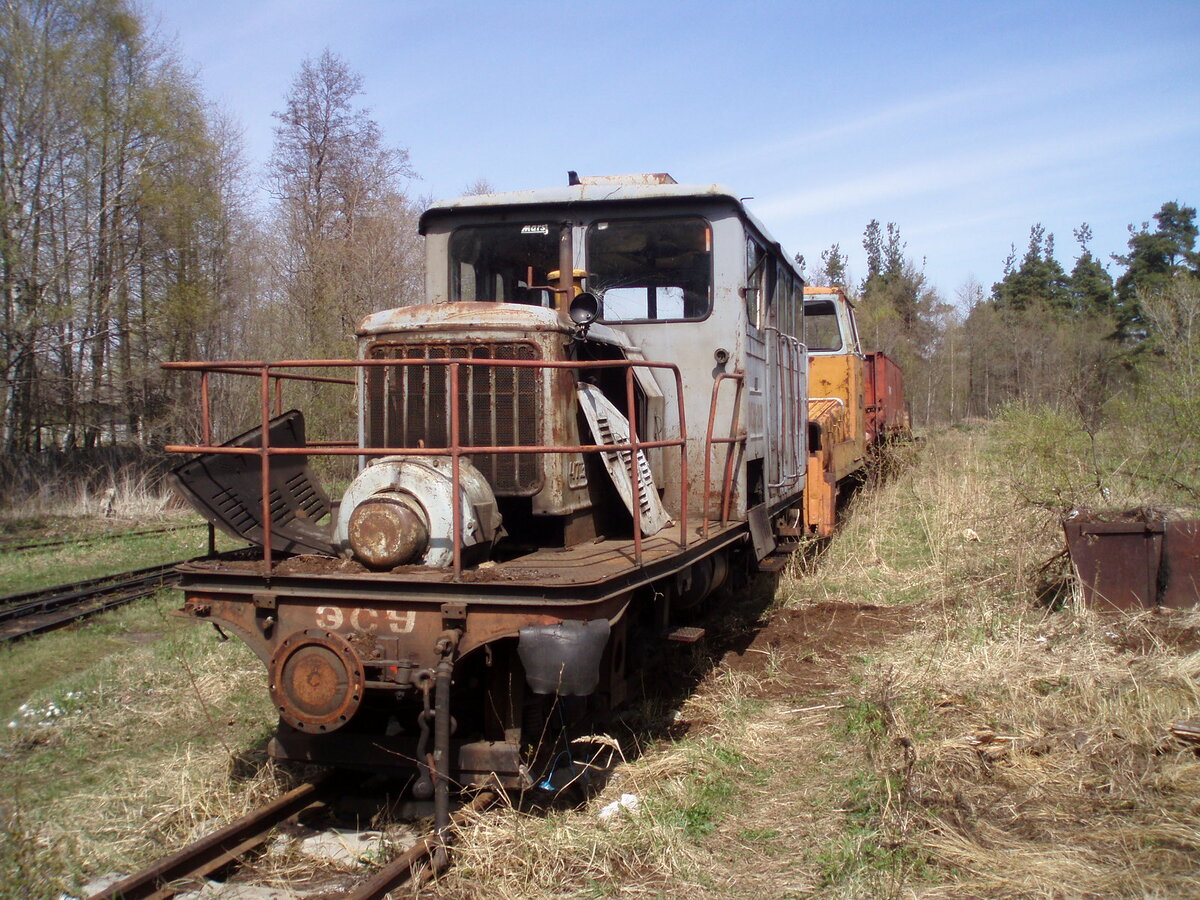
[863,351,909,443]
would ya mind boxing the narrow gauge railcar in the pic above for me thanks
[165,175,810,814]
[800,286,908,536]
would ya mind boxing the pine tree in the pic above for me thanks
[820,244,847,287]
[805,244,847,287]
[1112,201,1200,339]
[991,224,1069,312]
[1067,223,1115,318]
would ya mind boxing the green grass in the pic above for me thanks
[816,832,929,893]
[0,588,276,898]
[649,741,750,841]
[0,593,188,718]
[0,515,244,596]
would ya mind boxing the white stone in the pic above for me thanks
[175,882,302,900]
[77,872,126,897]
[598,793,640,822]
[297,828,385,866]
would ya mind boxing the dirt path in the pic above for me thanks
[657,596,925,899]
[720,600,922,699]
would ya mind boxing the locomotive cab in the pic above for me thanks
[801,286,867,536]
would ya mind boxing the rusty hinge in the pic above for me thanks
[441,601,467,624]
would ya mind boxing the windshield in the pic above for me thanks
[449,223,560,305]
[587,217,712,322]
[803,299,844,351]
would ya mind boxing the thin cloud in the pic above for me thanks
[695,47,1181,174]
[751,117,1199,223]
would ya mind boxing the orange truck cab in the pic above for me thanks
[802,286,867,536]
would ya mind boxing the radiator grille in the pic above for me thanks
[366,341,542,494]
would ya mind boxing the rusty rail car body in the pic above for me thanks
[164,175,901,806]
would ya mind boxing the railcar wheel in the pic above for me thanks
[268,629,364,733]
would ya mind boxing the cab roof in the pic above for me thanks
[419,181,774,241]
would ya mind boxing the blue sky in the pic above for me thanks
[152,0,1200,305]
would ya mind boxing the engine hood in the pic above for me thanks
[357,301,638,351]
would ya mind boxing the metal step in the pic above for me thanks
[664,626,706,643]
[757,553,791,573]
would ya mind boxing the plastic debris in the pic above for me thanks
[597,793,640,822]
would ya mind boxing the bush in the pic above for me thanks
[990,402,1108,511]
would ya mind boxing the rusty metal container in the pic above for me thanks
[863,351,908,443]
[1161,519,1200,609]
[1063,512,1200,610]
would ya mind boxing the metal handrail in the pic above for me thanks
[808,396,847,410]
[165,356,690,576]
[701,372,745,537]
[764,328,806,491]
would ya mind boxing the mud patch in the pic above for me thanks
[721,601,922,700]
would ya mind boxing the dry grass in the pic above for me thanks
[0,462,182,524]
[783,424,1200,898]
[4,420,1197,898]
[429,422,1200,899]
[879,593,1200,899]
[438,690,819,900]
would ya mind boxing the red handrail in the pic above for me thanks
[164,356,694,576]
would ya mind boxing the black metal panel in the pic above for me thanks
[172,410,335,556]
[518,619,611,695]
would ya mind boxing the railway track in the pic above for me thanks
[86,779,497,900]
[0,561,188,642]
[0,523,205,554]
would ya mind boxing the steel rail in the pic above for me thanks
[0,562,185,619]
[86,778,335,900]
[345,790,497,900]
[0,560,201,642]
[0,524,205,554]
[84,783,495,900]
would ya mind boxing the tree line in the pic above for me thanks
[3,0,1197,504]
[802,201,1199,420]
[800,199,1200,500]
[0,0,422,455]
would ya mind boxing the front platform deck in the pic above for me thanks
[177,519,750,607]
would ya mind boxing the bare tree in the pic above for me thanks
[266,49,419,358]
[462,177,495,196]
[0,0,237,452]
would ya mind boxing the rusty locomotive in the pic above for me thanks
[165,174,905,818]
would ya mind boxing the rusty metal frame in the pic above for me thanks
[702,372,745,537]
[363,337,545,496]
[164,357,691,576]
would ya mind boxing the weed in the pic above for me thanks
[816,832,928,893]
[839,698,887,740]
